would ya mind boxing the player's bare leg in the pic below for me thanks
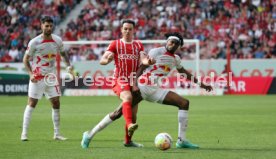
[21,97,38,141]
[49,96,67,141]
[81,93,143,148]
[162,91,199,149]
[81,105,121,149]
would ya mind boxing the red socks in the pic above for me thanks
[124,124,131,144]
[122,101,132,126]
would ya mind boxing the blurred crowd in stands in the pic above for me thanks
[0,0,81,62]
[1,0,275,62]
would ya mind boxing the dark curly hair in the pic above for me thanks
[165,32,184,46]
[40,16,54,24]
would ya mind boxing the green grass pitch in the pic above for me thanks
[0,95,276,159]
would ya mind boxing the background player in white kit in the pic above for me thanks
[81,32,212,149]
[21,16,74,141]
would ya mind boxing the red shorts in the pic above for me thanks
[112,79,131,96]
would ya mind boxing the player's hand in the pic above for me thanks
[148,57,156,65]
[66,66,75,79]
[30,74,38,83]
[200,83,213,92]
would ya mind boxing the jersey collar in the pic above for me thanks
[164,51,175,57]
[121,38,133,44]
[40,34,55,43]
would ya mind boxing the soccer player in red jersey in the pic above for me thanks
[82,19,154,147]
[21,16,74,141]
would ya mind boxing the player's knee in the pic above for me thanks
[28,98,38,108]
[122,95,132,102]
[179,99,189,110]
[51,98,60,108]
[28,101,37,108]
[109,110,122,121]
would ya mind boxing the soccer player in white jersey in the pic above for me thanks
[21,16,74,141]
[81,32,212,149]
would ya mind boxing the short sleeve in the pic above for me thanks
[57,37,65,52]
[175,55,182,69]
[51,34,64,53]
[53,35,65,53]
[25,39,36,56]
[106,40,117,54]
[59,41,65,52]
[148,48,160,59]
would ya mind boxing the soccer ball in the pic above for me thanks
[154,132,173,150]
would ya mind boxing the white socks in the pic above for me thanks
[178,110,188,141]
[52,108,60,135]
[22,106,62,137]
[88,114,113,139]
[22,105,34,135]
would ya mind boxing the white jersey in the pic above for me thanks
[25,34,64,76]
[140,47,182,85]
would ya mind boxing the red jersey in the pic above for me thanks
[106,39,144,79]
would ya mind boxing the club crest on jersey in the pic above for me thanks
[159,65,171,72]
[118,54,139,60]
[42,53,56,60]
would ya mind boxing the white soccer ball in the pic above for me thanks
[154,132,173,150]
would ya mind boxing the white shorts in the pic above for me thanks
[138,83,169,104]
[28,80,61,99]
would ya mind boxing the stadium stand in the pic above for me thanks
[62,0,276,61]
[0,0,81,62]
[0,0,275,62]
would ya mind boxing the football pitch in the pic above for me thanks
[0,95,275,159]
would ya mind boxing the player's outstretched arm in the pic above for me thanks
[177,67,198,82]
[100,51,114,65]
[140,51,156,66]
[177,67,213,92]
